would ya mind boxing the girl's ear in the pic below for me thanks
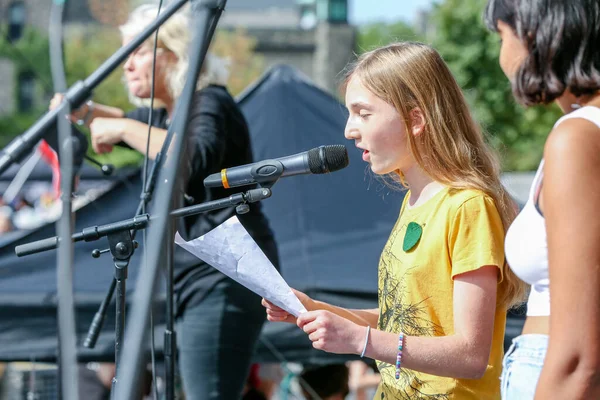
[410,108,426,136]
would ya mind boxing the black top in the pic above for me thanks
[125,85,279,314]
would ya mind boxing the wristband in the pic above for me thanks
[360,325,371,358]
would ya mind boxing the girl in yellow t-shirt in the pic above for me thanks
[262,42,527,399]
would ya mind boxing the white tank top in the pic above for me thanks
[505,106,600,316]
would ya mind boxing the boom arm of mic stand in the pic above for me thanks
[14,189,271,257]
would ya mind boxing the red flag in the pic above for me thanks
[38,139,61,199]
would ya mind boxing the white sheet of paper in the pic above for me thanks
[174,216,306,317]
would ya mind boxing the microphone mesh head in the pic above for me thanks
[307,145,349,174]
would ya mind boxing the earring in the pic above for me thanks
[571,103,582,110]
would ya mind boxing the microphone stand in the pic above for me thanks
[81,131,174,398]
[14,188,272,390]
[82,130,171,349]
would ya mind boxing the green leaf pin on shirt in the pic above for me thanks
[403,222,422,252]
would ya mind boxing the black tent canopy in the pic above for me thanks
[0,65,404,364]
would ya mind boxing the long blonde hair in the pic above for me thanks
[119,4,230,106]
[345,42,527,309]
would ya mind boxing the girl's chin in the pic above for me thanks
[370,164,397,176]
[370,165,384,175]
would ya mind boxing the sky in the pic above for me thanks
[348,0,438,25]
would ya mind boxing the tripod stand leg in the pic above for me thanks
[164,218,177,400]
[111,260,128,398]
[84,278,117,349]
[164,328,176,400]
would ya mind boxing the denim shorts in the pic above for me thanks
[500,334,548,400]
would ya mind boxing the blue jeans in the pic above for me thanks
[177,278,266,400]
[500,334,548,400]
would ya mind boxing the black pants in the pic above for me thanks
[177,278,266,400]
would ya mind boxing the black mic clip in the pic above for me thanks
[250,160,284,189]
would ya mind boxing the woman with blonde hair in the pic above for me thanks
[263,42,527,399]
[51,4,279,399]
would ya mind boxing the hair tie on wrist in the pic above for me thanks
[360,325,371,358]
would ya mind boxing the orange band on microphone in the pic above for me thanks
[221,169,230,189]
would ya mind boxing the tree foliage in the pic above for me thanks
[0,28,53,150]
[357,20,422,53]
[212,28,265,97]
[430,0,561,171]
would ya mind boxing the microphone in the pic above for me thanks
[204,145,349,188]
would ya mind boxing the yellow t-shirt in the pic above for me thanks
[375,187,506,400]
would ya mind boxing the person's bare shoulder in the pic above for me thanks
[545,117,600,167]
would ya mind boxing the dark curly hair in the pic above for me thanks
[485,0,600,106]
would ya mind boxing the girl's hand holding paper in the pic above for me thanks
[262,288,314,323]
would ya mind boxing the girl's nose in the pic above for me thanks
[344,121,358,140]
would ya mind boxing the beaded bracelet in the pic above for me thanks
[360,325,371,358]
[395,332,405,379]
